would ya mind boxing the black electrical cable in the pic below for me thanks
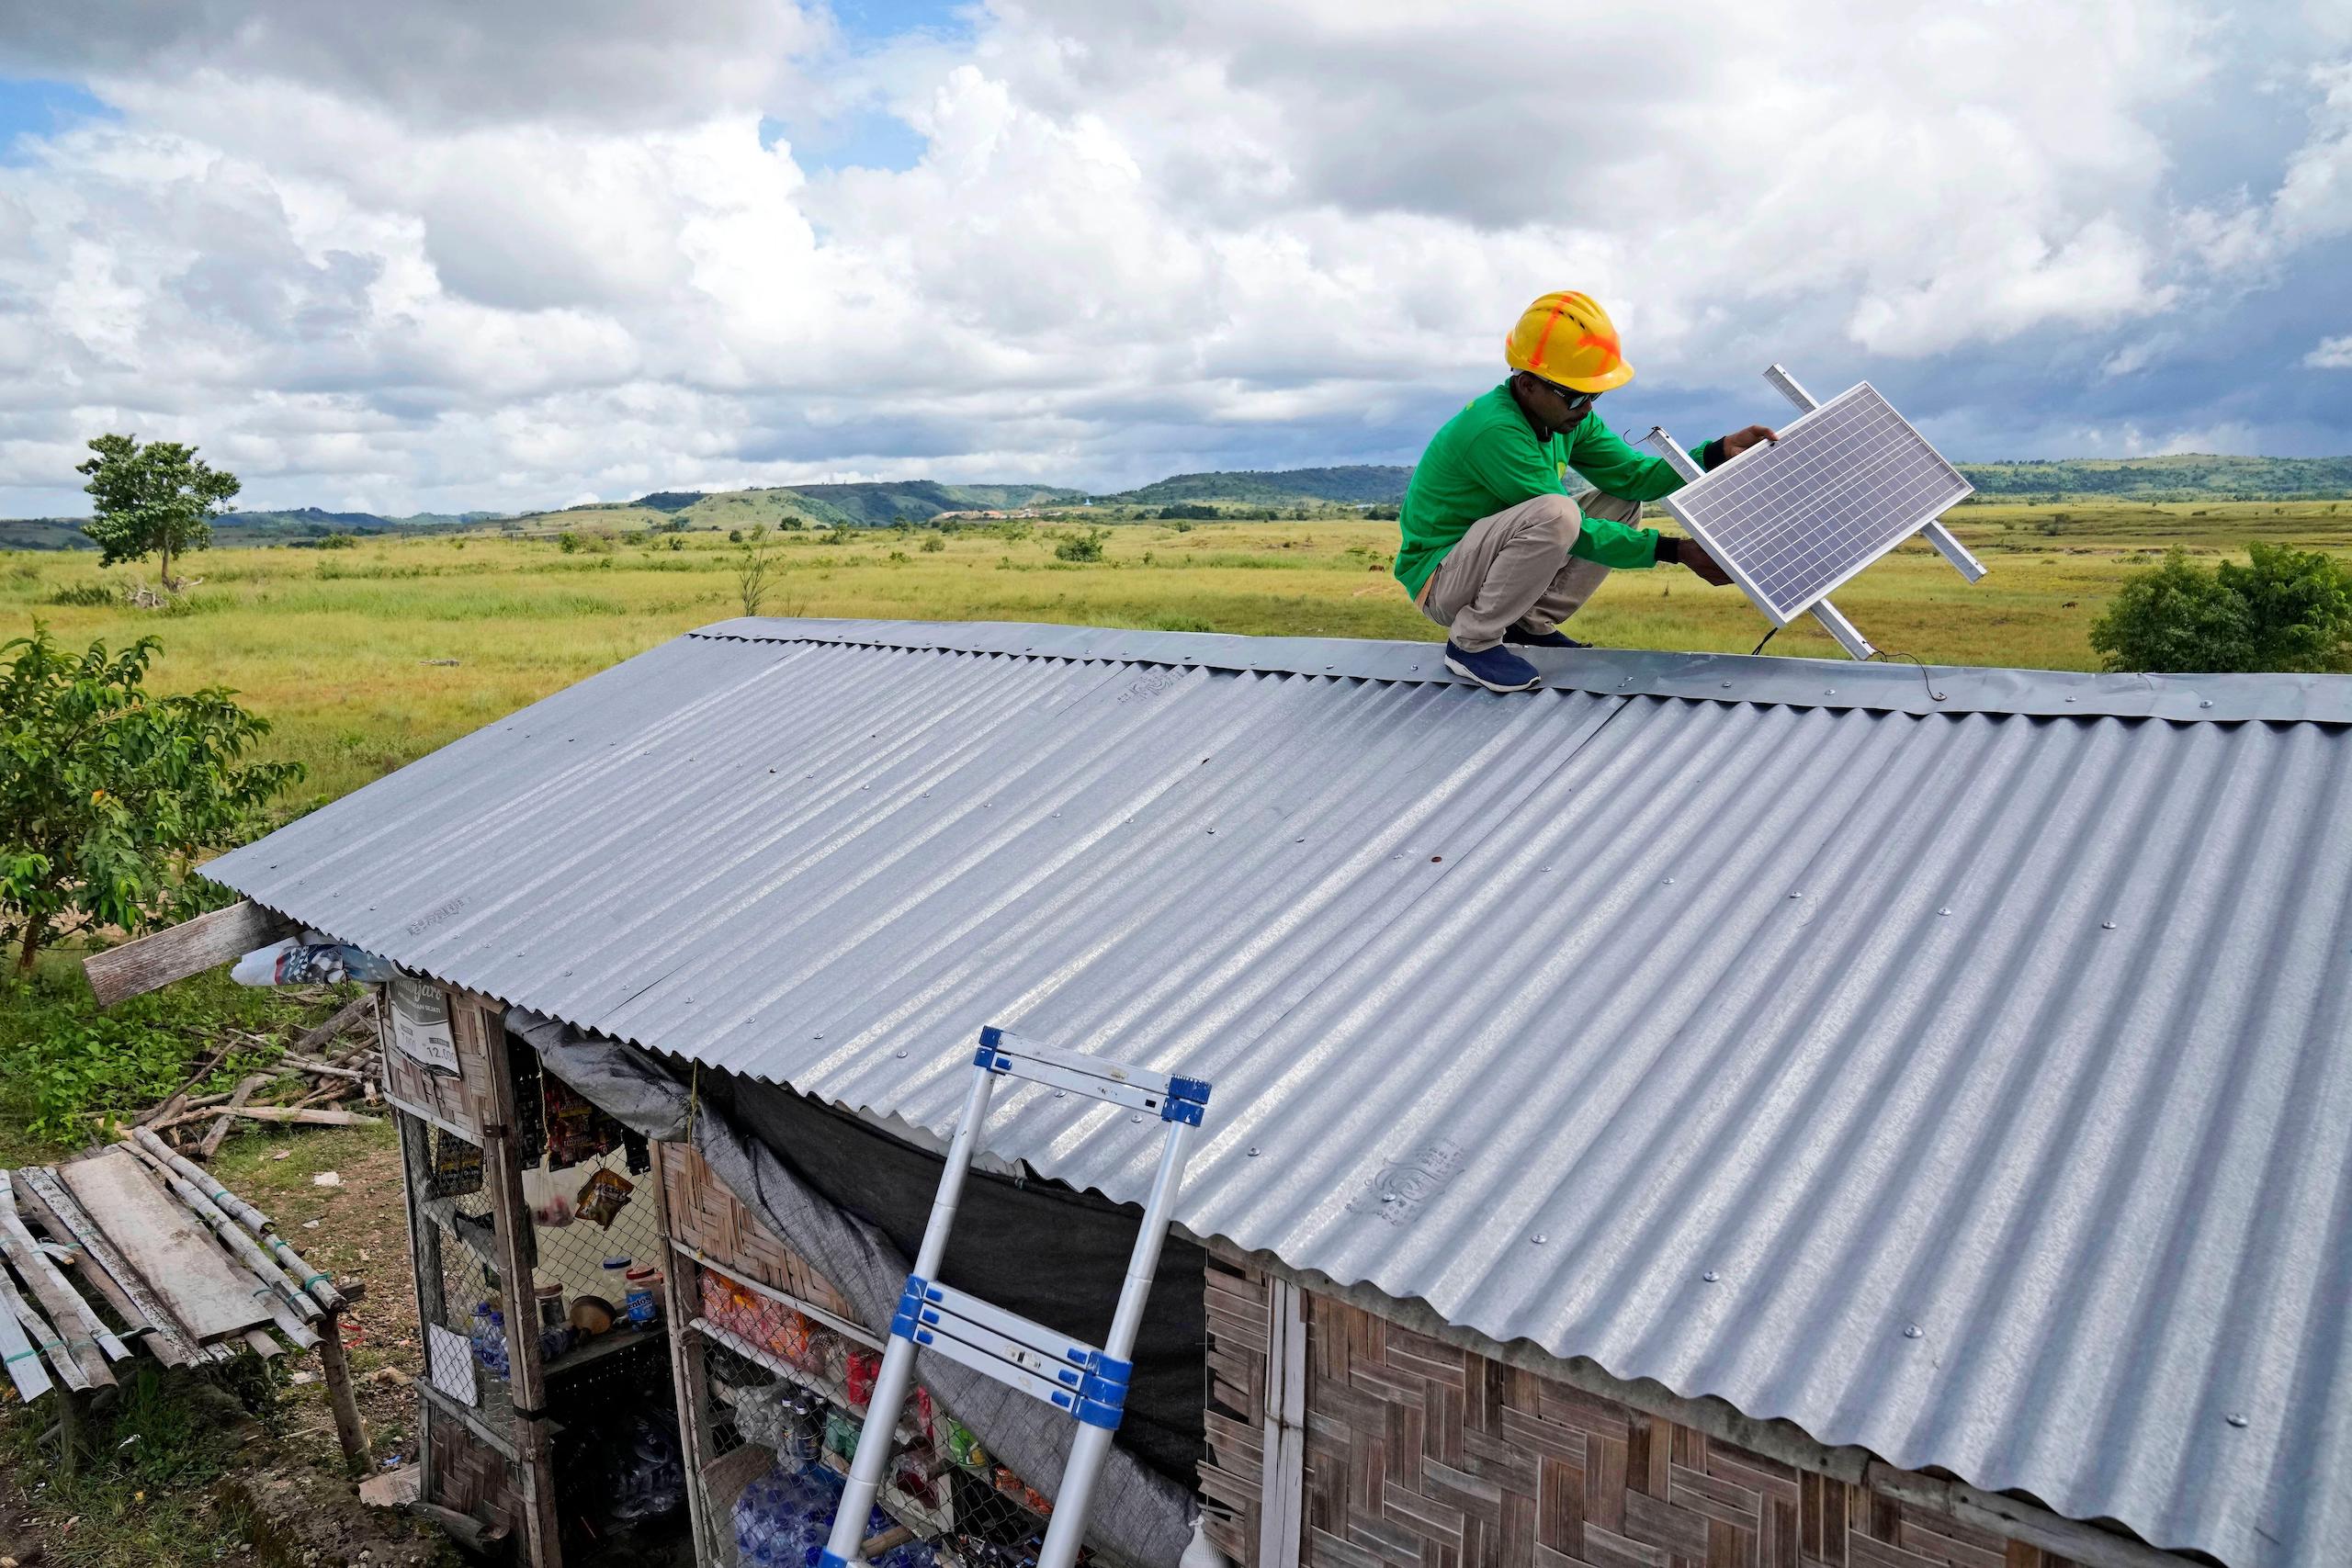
[1749,626,1780,657]
[1872,647,1945,704]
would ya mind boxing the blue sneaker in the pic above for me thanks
[1503,626,1589,649]
[1442,640,1542,693]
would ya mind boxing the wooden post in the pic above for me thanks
[650,1141,717,1565]
[317,1280,370,1475]
[479,1005,563,1568]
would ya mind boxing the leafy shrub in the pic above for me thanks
[0,630,302,970]
[2089,544,2352,672]
[921,535,945,553]
[1054,527,1112,563]
[46,581,120,607]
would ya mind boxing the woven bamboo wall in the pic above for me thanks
[424,1404,517,1540]
[379,984,497,1140]
[1204,1258,2101,1568]
[658,1141,859,1321]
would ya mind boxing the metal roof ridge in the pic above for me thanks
[686,616,2352,725]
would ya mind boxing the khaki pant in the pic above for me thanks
[1416,491,1642,651]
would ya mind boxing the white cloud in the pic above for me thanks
[0,0,2340,514]
[2308,333,2352,368]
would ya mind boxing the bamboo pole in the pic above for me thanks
[0,1257,54,1400]
[0,1256,88,1391]
[127,1128,345,1314]
[119,1137,323,1324]
[0,1171,125,1370]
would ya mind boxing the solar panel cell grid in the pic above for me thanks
[1662,384,1971,623]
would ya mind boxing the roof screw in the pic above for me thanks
[1722,681,1733,689]
[1789,891,1804,899]
[1664,876,1675,885]
[1381,1191,1402,1204]
[2102,919,2117,931]
[1702,1269,1720,1283]
[813,1033,823,1040]
[1530,1234,1548,1245]
[2199,700,2213,709]
[1053,1089,1067,1098]
[895,1049,907,1058]
[1130,1112,1143,1123]
[1904,1324,1924,1339]
[1825,688,1835,694]
[1295,838,1306,844]
[2226,1412,2249,1428]
[1246,1145,1261,1156]
[1932,692,1947,701]
[1939,907,1952,917]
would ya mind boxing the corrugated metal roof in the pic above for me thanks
[209,620,2352,1568]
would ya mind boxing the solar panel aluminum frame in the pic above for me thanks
[1656,381,1973,628]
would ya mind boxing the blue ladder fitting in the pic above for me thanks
[888,1274,930,1342]
[979,1024,1005,1050]
[1169,1076,1213,1105]
[1160,1099,1204,1125]
[820,1553,854,1568]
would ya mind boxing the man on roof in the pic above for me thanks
[1396,290,1779,693]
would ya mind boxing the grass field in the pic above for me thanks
[1,499,2346,804]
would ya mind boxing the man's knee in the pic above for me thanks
[1576,490,1642,525]
[1516,491,1582,548]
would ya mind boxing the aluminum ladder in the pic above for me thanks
[820,1025,1212,1568]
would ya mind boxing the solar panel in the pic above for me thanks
[1658,381,1973,626]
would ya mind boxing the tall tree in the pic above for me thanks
[76,434,241,590]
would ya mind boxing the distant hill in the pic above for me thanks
[503,480,1088,534]
[1952,454,2352,502]
[1104,466,1412,506]
[1097,455,2352,508]
[6,455,2347,552]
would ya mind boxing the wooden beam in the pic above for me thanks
[83,900,294,1008]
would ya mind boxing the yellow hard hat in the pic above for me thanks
[1504,290,1634,392]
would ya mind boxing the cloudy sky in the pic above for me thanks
[0,1,2346,517]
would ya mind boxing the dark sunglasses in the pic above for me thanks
[1524,373,1600,414]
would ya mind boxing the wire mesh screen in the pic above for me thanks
[688,1264,1069,1568]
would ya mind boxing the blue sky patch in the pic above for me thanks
[0,78,115,162]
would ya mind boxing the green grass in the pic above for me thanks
[3,502,2347,803]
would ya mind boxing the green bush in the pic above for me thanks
[0,629,302,970]
[2089,543,2352,672]
[921,535,945,553]
[46,581,120,607]
[1054,527,1111,563]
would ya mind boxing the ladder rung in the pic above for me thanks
[917,1281,1095,1371]
[976,1026,1211,1125]
[906,1316,1089,1415]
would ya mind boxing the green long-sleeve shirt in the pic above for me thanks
[1393,382,1703,600]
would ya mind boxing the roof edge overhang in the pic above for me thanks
[690,617,2352,725]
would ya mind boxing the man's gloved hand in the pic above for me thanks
[1720,424,1778,459]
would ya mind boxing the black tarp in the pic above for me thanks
[701,1072,1207,1484]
